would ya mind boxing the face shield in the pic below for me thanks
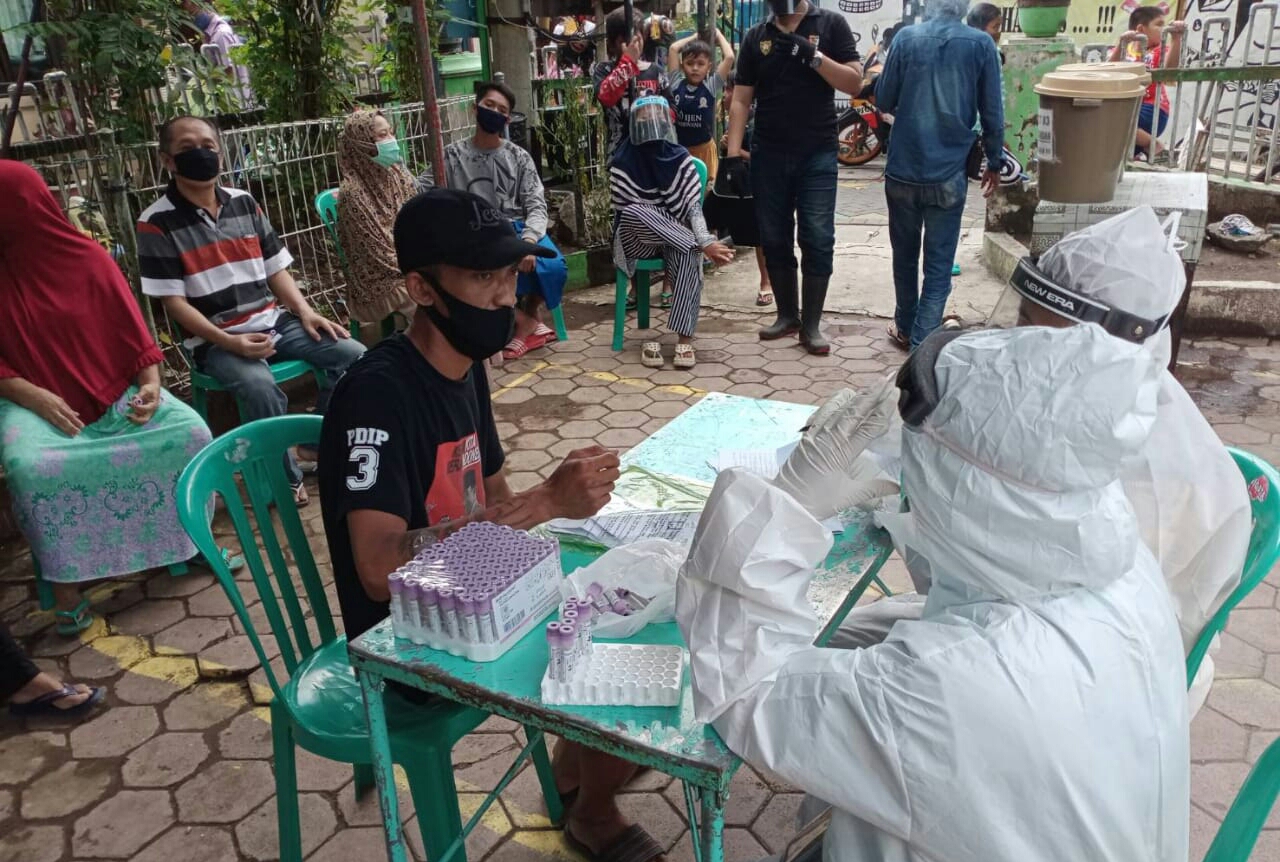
[767,0,799,15]
[986,205,1186,344]
[630,96,677,145]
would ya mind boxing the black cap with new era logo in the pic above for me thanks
[394,187,556,274]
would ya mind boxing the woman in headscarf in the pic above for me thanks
[336,109,419,329]
[610,95,733,369]
[0,161,215,635]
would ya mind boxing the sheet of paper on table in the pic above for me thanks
[709,444,843,534]
[547,508,700,548]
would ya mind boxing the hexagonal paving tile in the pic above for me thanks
[153,616,234,655]
[236,793,337,860]
[187,584,235,617]
[1225,607,1280,653]
[0,731,65,785]
[218,708,274,759]
[115,655,200,704]
[1190,707,1249,762]
[122,732,211,787]
[0,824,65,862]
[129,825,238,862]
[72,789,174,858]
[1214,632,1266,679]
[70,705,159,758]
[20,760,114,819]
[163,681,249,730]
[175,759,275,823]
[306,827,393,862]
[336,775,417,827]
[146,571,216,599]
[750,792,805,854]
[1192,761,1280,829]
[197,635,263,680]
[67,635,150,680]
[109,598,186,636]
[1208,678,1280,729]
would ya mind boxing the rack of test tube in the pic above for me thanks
[540,587,685,707]
[386,522,563,662]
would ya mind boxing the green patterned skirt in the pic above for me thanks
[0,388,212,584]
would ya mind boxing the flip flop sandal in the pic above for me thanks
[887,323,910,351]
[292,482,310,509]
[197,546,245,573]
[941,314,963,331]
[625,293,638,311]
[640,342,664,368]
[503,336,532,360]
[295,444,319,474]
[756,290,774,307]
[9,684,105,719]
[563,822,665,862]
[54,598,94,636]
[533,322,559,344]
[673,344,696,369]
[658,291,674,308]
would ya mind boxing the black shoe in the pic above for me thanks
[799,276,830,355]
[759,267,800,340]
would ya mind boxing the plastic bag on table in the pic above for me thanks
[560,538,687,638]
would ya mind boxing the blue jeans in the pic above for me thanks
[197,311,366,483]
[751,143,839,278]
[886,171,968,348]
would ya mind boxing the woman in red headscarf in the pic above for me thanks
[0,161,214,635]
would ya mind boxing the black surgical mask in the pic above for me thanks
[476,106,509,135]
[172,146,221,181]
[420,272,515,361]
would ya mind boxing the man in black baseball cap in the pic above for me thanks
[319,189,666,860]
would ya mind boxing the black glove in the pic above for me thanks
[717,156,752,198]
[774,30,816,66]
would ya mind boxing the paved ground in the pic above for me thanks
[3,175,1280,861]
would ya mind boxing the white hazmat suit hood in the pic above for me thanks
[678,324,1190,862]
[1034,205,1251,713]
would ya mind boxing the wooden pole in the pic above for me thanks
[412,0,448,186]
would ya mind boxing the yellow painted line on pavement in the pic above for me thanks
[492,360,705,401]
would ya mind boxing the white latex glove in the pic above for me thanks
[773,378,901,520]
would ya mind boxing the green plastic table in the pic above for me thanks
[348,393,894,862]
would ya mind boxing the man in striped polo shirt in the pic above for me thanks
[137,115,365,506]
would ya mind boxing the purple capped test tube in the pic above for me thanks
[546,622,566,682]
[474,592,497,643]
[388,572,406,639]
[438,588,460,639]
[560,620,579,676]
[458,591,479,642]
[586,582,611,616]
[577,601,595,651]
[402,578,424,644]
[421,584,441,634]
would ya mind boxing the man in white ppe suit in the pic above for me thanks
[832,206,1250,715]
[677,324,1190,862]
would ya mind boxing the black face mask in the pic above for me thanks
[476,106,509,135]
[419,271,515,361]
[172,147,221,181]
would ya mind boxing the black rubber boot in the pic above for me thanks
[758,268,800,340]
[799,275,831,356]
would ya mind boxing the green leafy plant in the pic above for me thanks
[29,0,197,141]
[222,0,359,120]
[374,0,450,101]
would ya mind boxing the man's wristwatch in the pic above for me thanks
[809,49,824,70]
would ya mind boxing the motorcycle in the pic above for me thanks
[836,41,892,166]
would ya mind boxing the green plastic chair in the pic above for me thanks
[184,346,325,427]
[175,414,563,862]
[613,157,709,352]
[1186,448,1280,688]
[1202,734,1280,862]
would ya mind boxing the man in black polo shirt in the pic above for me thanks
[319,188,671,862]
[724,0,862,356]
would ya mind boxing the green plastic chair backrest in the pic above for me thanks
[691,156,709,201]
[1202,734,1280,862]
[1186,448,1280,686]
[175,414,336,704]
[315,188,347,266]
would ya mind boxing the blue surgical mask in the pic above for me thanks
[372,138,402,167]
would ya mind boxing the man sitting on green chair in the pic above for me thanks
[418,80,569,360]
[319,188,670,862]
[137,115,364,507]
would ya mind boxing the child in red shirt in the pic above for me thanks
[1110,5,1186,158]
